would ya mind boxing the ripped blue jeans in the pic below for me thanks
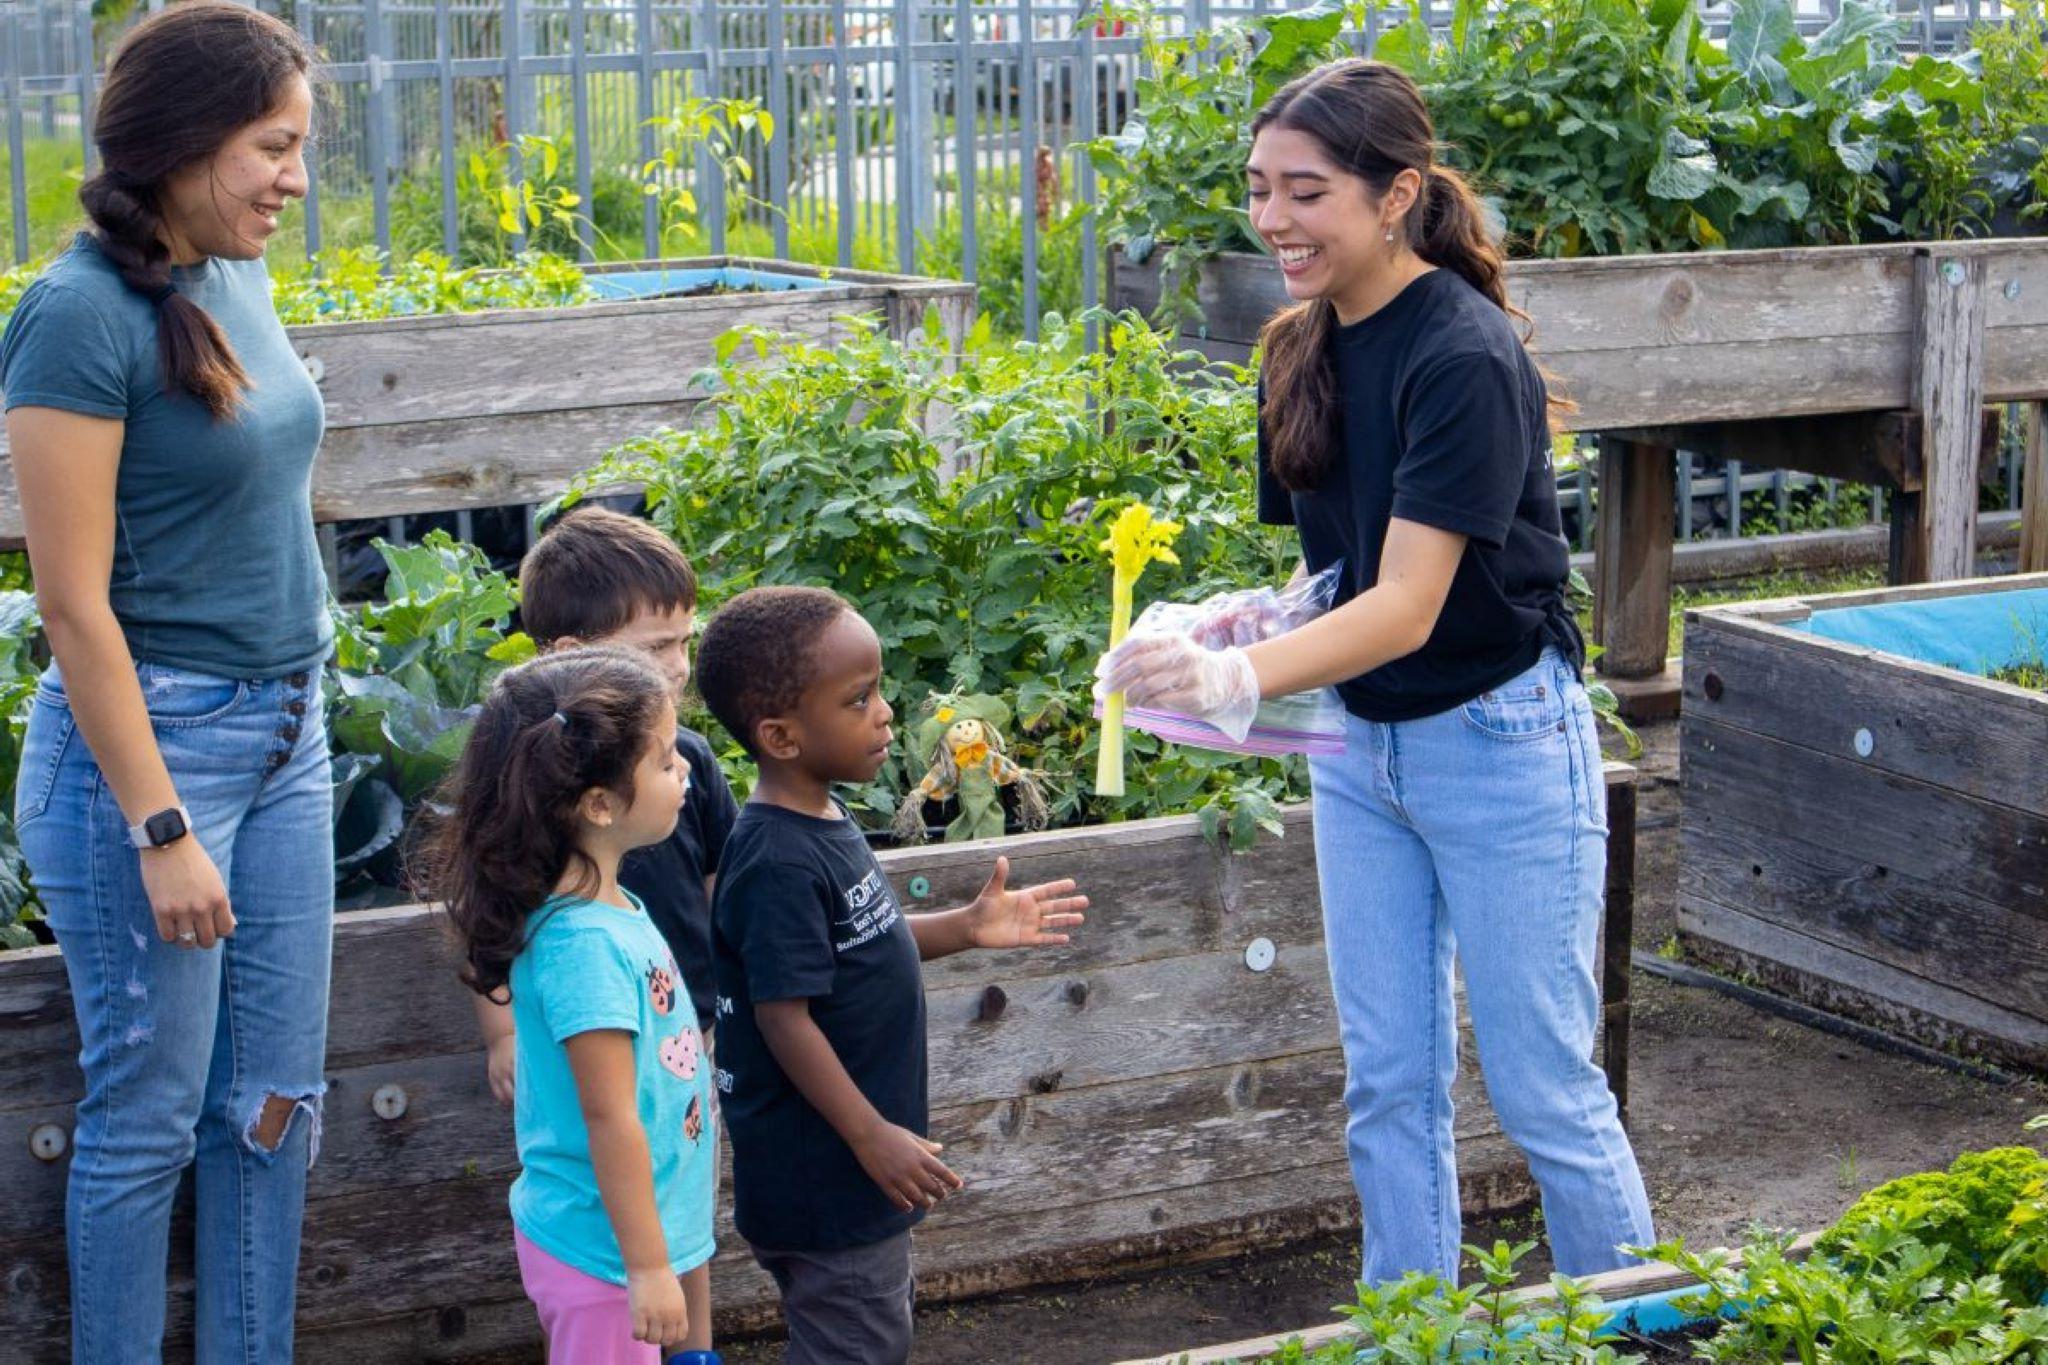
[17,660,333,1364]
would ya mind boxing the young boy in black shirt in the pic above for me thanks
[697,586,1087,1365]
[471,506,740,1097]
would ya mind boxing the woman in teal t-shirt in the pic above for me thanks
[0,5,332,1359]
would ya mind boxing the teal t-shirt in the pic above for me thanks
[0,234,331,678]
[509,892,719,1285]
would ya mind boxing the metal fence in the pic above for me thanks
[4,0,2029,281]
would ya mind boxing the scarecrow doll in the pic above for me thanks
[892,692,1050,844]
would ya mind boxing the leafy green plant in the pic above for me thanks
[271,248,597,324]
[1087,0,2036,295]
[1375,0,1737,256]
[641,97,780,253]
[1651,1221,2048,1364]
[1816,1145,2048,1303]
[327,532,535,902]
[1240,1239,1637,1362]
[0,259,43,331]
[1079,0,1358,321]
[1697,0,1993,246]
[0,592,44,949]
[1969,2,2048,230]
[561,307,1308,842]
[918,165,1088,338]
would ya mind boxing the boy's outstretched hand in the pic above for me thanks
[965,856,1088,950]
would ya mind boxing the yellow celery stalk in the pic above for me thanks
[1095,502,1182,797]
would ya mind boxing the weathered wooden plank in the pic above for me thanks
[1912,252,1989,580]
[3,780,1634,1114]
[0,1080,1540,1358]
[1593,437,1677,677]
[3,1036,1435,1248]
[0,921,1354,1117]
[1683,617,2048,814]
[0,260,974,537]
[1680,715,2048,926]
[0,811,1329,1112]
[902,805,1321,987]
[2023,402,2048,575]
[1678,896,2048,1073]
[296,1298,541,1365]
[1135,240,2048,353]
[1699,568,2048,619]
[1113,242,2048,427]
[296,295,856,429]
[1680,802,2048,1022]
[312,400,698,522]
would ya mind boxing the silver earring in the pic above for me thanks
[1385,225,1396,243]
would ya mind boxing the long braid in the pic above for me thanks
[78,168,251,419]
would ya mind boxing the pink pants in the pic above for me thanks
[515,1228,662,1364]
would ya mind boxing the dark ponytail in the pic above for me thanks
[1252,59,1573,491]
[427,647,672,1001]
[77,2,312,420]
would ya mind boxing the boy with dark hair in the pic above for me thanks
[473,506,738,1102]
[697,586,1088,1364]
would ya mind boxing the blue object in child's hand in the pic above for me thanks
[665,1353,721,1365]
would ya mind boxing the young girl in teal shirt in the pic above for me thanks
[437,647,717,1362]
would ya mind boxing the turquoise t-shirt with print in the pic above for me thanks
[0,233,331,678]
[509,892,718,1285]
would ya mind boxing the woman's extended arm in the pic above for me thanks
[7,405,234,946]
[1243,521,1464,696]
[1096,521,1465,735]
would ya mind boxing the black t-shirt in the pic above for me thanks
[1256,267,1582,723]
[619,729,738,1035]
[711,801,929,1252]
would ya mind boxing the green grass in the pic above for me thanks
[1573,565,1891,662]
[0,136,89,263]
[1668,566,1889,657]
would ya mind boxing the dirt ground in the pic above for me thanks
[719,717,2048,1364]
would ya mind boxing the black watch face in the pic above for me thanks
[144,809,188,845]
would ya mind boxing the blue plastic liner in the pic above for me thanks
[1785,586,2048,677]
[584,266,836,300]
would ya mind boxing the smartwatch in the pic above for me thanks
[128,805,193,851]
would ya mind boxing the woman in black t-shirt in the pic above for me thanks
[1099,59,1654,1286]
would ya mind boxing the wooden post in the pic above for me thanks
[1600,766,1637,1120]
[1888,490,1928,585]
[1593,437,1679,719]
[2022,401,2048,576]
[1910,251,1988,581]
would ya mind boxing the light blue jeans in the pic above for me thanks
[1308,648,1654,1286]
[17,660,333,1364]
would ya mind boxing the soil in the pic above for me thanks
[714,717,2048,1365]
[1610,1322,1727,1359]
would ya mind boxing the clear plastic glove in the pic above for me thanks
[1187,586,1295,649]
[1094,634,1262,743]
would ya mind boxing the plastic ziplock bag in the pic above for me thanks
[1092,564,1348,758]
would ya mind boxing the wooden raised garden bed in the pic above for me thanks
[0,767,1637,1359]
[1679,572,2048,1074]
[0,256,976,538]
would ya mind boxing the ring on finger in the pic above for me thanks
[177,930,198,944]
